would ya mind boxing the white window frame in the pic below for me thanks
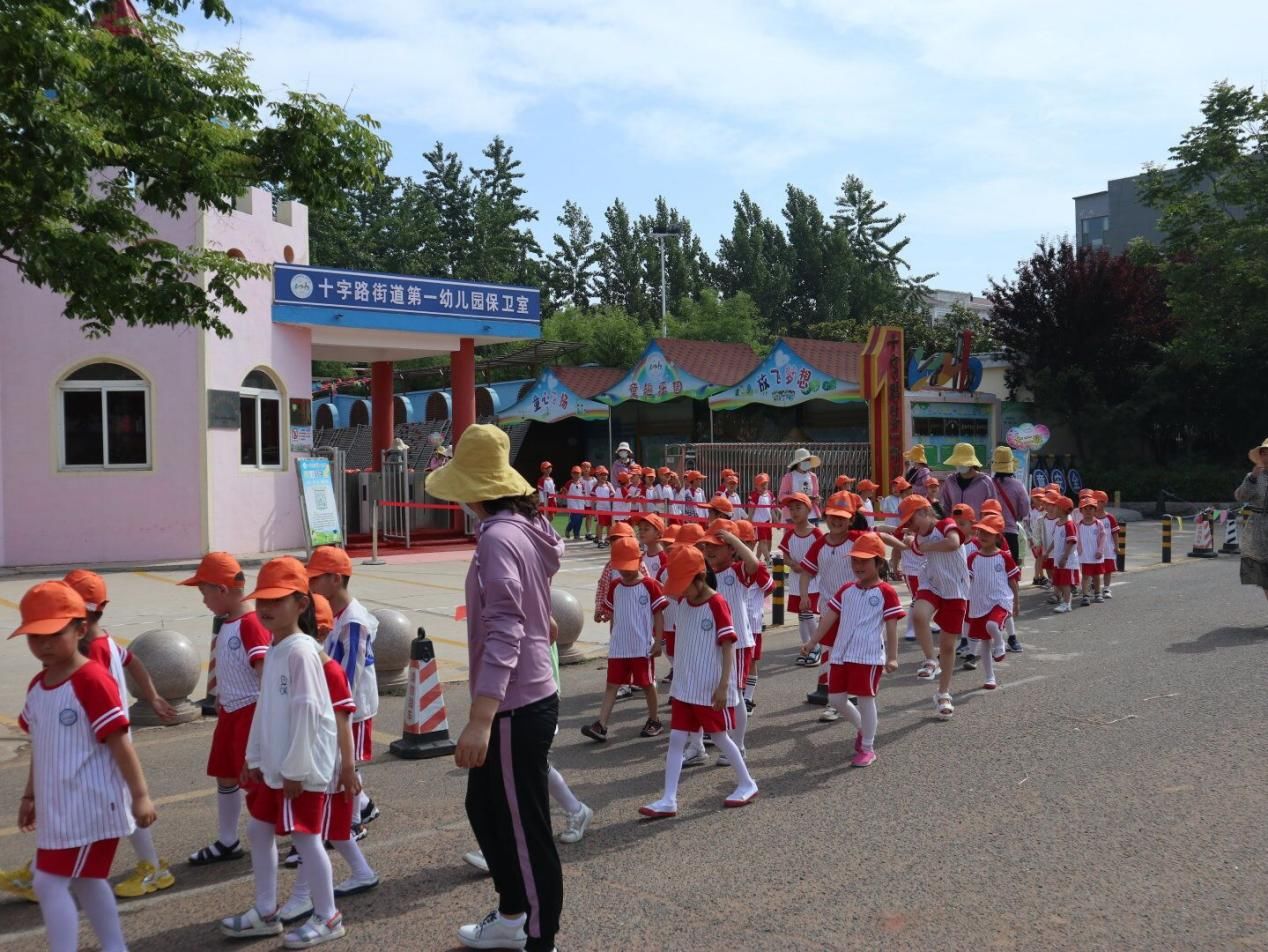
[57,368,151,471]
[240,370,285,471]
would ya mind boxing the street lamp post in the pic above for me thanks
[651,225,683,337]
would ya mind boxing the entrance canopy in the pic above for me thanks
[598,338,757,405]
[498,369,610,425]
[272,263,541,361]
[709,338,863,410]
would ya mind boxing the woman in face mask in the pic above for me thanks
[611,441,634,483]
[937,443,1000,517]
[778,448,822,521]
[423,424,565,952]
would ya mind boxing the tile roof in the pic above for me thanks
[552,366,626,399]
[655,338,760,387]
[782,337,864,384]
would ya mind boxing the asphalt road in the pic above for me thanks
[2,553,1266,950]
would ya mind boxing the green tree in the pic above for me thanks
[636,196,712,325]
[306,171,444,276]
[470,136,541,285]
[421,141,476,279]
[0,1,390,337]
[715,191,790,339]
[544,200,600,313]
[1137,81,1268,458]
[595,199,649,318]
[667,289,764,349]
[542,305,651,368]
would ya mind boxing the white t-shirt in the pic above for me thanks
[826,582,905,666]
[246,634,337,792]
[325,597,379,723]
[602,578,668,658]
[670,595,739,708]
[967,550,1020,616]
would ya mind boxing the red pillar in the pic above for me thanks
[370,361,395,470]
[451,337,476,445]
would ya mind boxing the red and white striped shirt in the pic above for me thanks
[826,582,905,666]
[749,490,774,525]
[899,530,926,578]
[912,519,969,599]
[725,491,746,520]
[20,663,134,849]
[745,563,772,634]
[688,487,707,520]
[801,531,865,599]
[612,486,633,518]
[603,577,668,658]
[1100,515,1119,562]
[592,482,615,512]
[669,594,738,707]
[215,611,271,713]
[713,563,757,649]
[780,527,825,596]
[85,634,132,705]
[321,656,355,795]
[1054,519,1080,570]
[967,549,1020,616]
[643,549,668,580]
[563,479,587,512]
[1077,518,1105,565]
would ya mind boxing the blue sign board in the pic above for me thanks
[273,264,540,328]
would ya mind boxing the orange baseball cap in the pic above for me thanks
[980,499,1002,516]
[951,503,976,520]
[630,512,665,535]
[849,533,887,560]
[1046,483,1060,492]
[892,477,911,492]
[1079,498,1098,510]
[1093,490,1109,503]
[610,521,635,539]
[245,556,309,600]
[925,476,940,488]
[312,592,334,635]
[857,479,878,493]
[657,466,671,476]
[9,581,87,639]
[617,472,630,484]
[664,545,706,597]
[685,470,703,481]
[661,525,680,544]
[1055,496,1075,512]
[973,514,1006,536]
[595,465,609,476]
[179,551,245,588]
[836,474,856,487]
[701,519,738,546]
[63,569,108,612]
[824,492,854,519]
[781,492,812,510]
[707,495,733,514]
[609,537,643,572]
[675,523,706,546]
[306,545,352,578]
[897,495,933,528]
[540,461,552,471]
[720,468,736,479]
[754,473,770,486]
[733,519,756,543]
[642,467,656,477]
[570,466,581,476]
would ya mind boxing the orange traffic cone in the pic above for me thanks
[389,628,457,760]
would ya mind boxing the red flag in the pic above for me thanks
[96,0,144,38]
[454,605,467,621]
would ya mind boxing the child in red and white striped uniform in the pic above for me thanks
[593,523,640,623]
[799,492,865,721]
[537,462,556,510]
[60,570,177,900]
[591,467,615,547]
[15,581,156,952]
[781,492,825,662]
[583,537,666,741]
[562,466,587,541]
[179,552,271,867]
[800,533,902,767]
[278,593,379,924]
[639,546,758,818]
[685,471,708,521]
[951,504,978,663]
[734,520,771,712]
[1094,490,1119,598]
[724,474,746,520]
[748,474,775,563]
[1077,498,1107,605]
[613,471,634,524]
[698,519,766,758]
[1050,496,1080,613]
[579,462,598,541]
[965,515,1020,689]
[221,557,344,946]
[633,512,669,580]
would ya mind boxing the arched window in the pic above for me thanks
[395,395,412,426]
[349,400,370,428]
[58,361,150,469]
[315,403,336,429]
[240,368,283,468]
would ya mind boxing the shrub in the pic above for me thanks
[1089,463,1243,503]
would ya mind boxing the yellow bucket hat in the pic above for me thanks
[903,444,927,465]
[990,446,1016,474]
[423,424,535,503]
[944,442,983,469]
[1250,438,1268,466]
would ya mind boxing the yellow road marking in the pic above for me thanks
[0,715,19,729]
[0,596,19,610]
[132,571,181,586]
[0,788,218,838]
[355,571,465,593]
[429,635,469,649]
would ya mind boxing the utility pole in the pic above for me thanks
[651,224,683,337]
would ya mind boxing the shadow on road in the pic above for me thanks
[1166,626,1268,654]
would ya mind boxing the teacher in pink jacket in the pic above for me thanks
[779,447,822,520]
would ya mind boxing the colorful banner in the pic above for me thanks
[709,340,861,410]
[598,342,718,405]
[498,370,609,425]
[296,457,343,548]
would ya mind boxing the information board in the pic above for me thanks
[296,458,343,548]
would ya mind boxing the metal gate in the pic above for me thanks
[665,442,871,492]
[380,448,411,547]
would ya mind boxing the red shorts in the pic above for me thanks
[753,630,763,661]
[1044,557,1055,570]
[1101,559,1116,575]
[664,631,675,658]
[607,657,654,687]
[968,606,1010,640]
[756,526,773,542]
[36,838,120,879]
[787,593,820,615]
[915,591,967,635]
[597,515,612,528]
[669,698,736,734]
[1051,568,1081,587]
[905,575,920,597]
[827,662,884,698]
[352,718,373,763]
[246,785,329,836]
[733,646,754,687]
[206,703,255,779]
[322,790,357,842]
[1081,562,1105,577]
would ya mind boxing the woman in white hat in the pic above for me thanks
[425,424,565,952]
[903,445,933,499]
[1235,439,1268,599]
[779,448,822,519]
[611,441,635,482]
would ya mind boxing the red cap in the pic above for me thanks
[701,519,738,546]
[1056,496,1075,512]
[595,465,609,476]
[973,514,1006,536]
[306,545,352,578]
[675,523,706,546]
[707,495,734,515]
[980,499,1003,516]
[951,503,976,520]
[824,492,854,519]
[179,552,245,589]
[897,495,933,528]
[312,592,334,635]
[609,537,643,572]
[857,479,878,493]
[781,492,813,510]
[664,545,706,597]
[836,474,856,488]
[570,466,581,476]
[642,467,656,477]
[754,473,770,486]
[1079,498,1098,510]
[925,476,940,488]
[891,477,911,492]
[733,519,756,543]
[630,512,665,535]
[610,521,635,539]
[849,533,887,560]
[540,461,552,471]
[617,472,630,484]
[63,569,108,612]
[1093,490,1109,503]
[244,557,309,601]
[661,524,680,544]
[9,581,87,639]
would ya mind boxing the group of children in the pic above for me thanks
[1026,486,1121,612]
[5,547,383,950]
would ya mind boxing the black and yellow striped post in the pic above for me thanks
[1116,523,1126,573]
[772,555,786,626]
[1162,518,1172,564]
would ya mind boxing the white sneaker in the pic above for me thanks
[278,894,314,924]
[682,744,709,767]
[333,872,379,897]
[462,850,490,874]
[819,706,841,723]
[1053,602,1071,614]
[558,803,593,844]
[716,747,746,766]
[457,911,527,950]
[283,912,345,948]
[615,685,635,700]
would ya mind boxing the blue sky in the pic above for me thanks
[184,0,1268,294]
